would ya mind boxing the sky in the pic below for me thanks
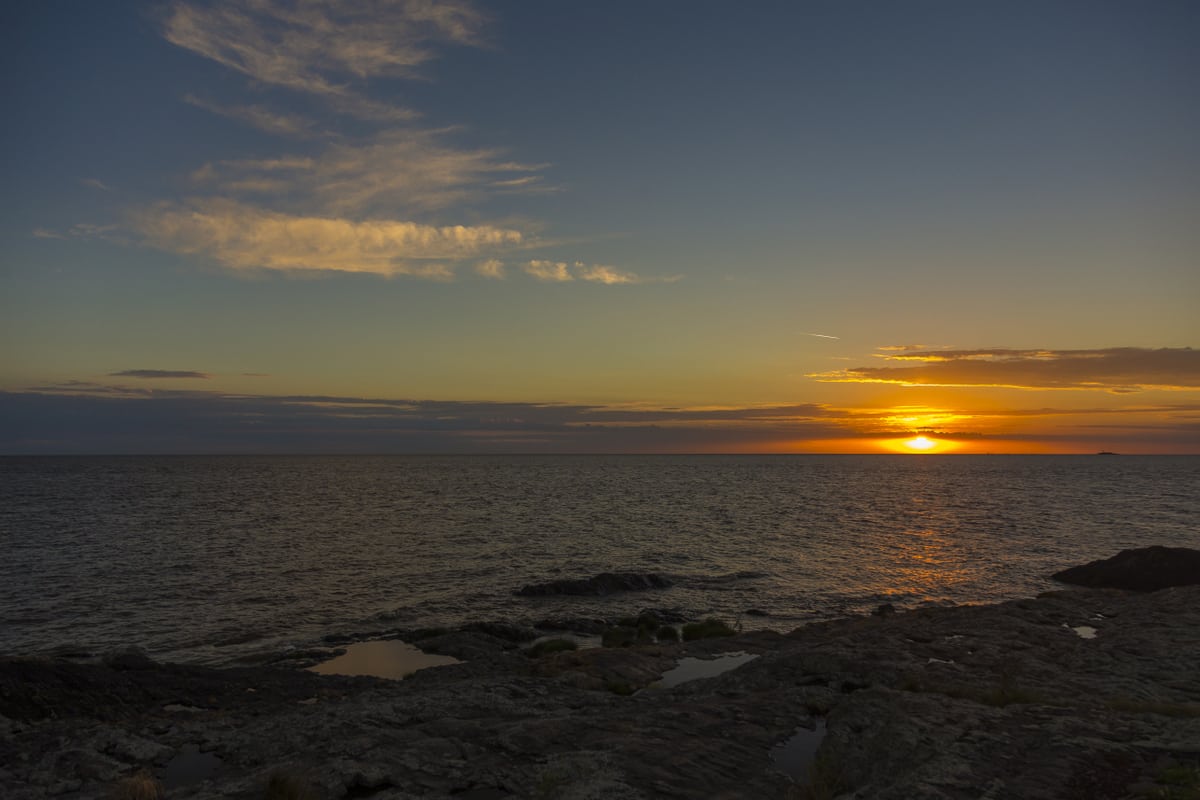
[2,0,1198,454]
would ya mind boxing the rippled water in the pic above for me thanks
[1,455,1196,665]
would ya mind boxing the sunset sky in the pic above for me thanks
[2,0,1197,454]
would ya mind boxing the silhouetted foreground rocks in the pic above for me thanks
[3,558,1199,798]
[1051,545,1200,591]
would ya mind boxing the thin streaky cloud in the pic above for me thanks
[5,388,1197,454]
[523,260,673,285]
[110,370,211,379]
[162,0,485,94]
[190,128,547,215]
[811,347,1200,392]
[81,178,111,191]
[804,333,840,340]
[33,224,116,240]
[183,94,320,139]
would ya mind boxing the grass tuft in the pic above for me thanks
[526,638,578,658]
[1144,763,1200,800]
[1107,697,1200,718]
[656,625,680,642]
[264,769,319,800]
[604,679,636,696]
[681,617,736,641]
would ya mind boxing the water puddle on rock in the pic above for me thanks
[649,651,759,689]
[770,719,827,781]
[309,639,460,680]
[161,745,222,789]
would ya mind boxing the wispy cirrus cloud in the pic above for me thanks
[109,369,211,379]
[163,0,483,108]
[190,128,549,215]
[32,223,117,240]
[118,1,675,286]
[183,94,320,138]
[133,199,523,277]
[811,347,1200,392]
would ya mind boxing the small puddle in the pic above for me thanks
[770,719,827,781]
[309,639,461,680]
[1072,625,1098,639]
[649,651,759,689]
[161,745,222,789]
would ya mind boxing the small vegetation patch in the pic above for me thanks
[1107,697,1200,718]
[600,611,681,646]
[525,638,578,658]
[682,617,736,641]
[656,625,679,642]
[601,626,638,648]
[782,751,849,800]
[264,769,318,800]
[1143,763,1200,800]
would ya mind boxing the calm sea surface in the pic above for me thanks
[1,455,1196,665]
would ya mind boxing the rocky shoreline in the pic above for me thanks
[3,550,1199,799]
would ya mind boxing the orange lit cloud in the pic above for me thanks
[522,260,676,285]
[811,347,1199,392]
[133,200,522,277]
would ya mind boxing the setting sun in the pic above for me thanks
[905,435,937,452]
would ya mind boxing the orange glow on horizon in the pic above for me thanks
[747,436,1164,454]
[878,435,960,454]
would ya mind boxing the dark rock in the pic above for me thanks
[321,633,356,645]
[460,621,539,642]
[1051,546,1200,591]
[639,607,688,623]
[515,572,673,597]
[5,584,1200,800]
[872,603,896,617]
[534,617,609,635]
[102,647,156,671]
[744,608,769,617]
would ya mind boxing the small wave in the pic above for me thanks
[684,570,772,586]
[211,630,267,647]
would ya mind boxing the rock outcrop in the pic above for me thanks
[1051,545,1200,591]
[3,563,1199,799]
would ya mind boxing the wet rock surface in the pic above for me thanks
[3,583,1199,798]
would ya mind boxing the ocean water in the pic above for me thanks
[1,455,1196,666]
